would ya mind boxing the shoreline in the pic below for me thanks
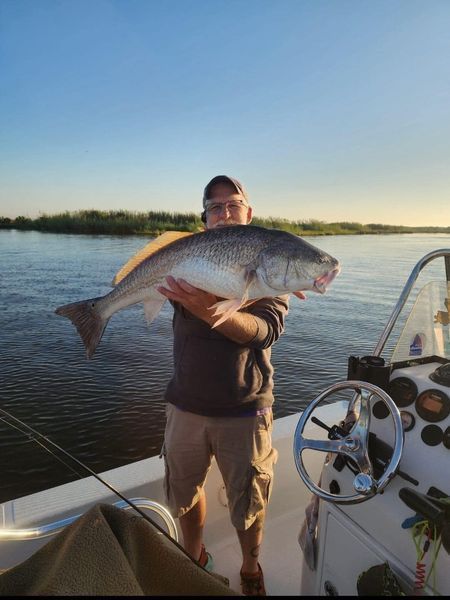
[2,227,450,237]
[1,209,449,237]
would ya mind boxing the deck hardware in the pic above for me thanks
[0,498,178,542]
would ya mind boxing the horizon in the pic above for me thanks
[1,0,449,227]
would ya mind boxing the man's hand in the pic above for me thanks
[157,276,218,325]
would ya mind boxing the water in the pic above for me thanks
[1,230,449,502]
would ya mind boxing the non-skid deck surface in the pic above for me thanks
[205,506,306,596]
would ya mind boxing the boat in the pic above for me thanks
[1,248,449,595]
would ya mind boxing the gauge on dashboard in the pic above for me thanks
[388,377,418,408]
[444,427,450,450]
[372,401,389,419]
[415,389,450,423]
[400,411,415,432]
[421,424,443,446]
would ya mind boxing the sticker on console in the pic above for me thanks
[409,333,426,356]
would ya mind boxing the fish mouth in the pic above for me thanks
[313,266,340,294]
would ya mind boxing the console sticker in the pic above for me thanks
[409,333,426,356]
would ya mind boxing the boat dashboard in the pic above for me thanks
[315,356,449,509]
[383,359,449,450]
[297,250,450,596]
[318,356,450,595]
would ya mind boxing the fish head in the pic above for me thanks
[258,232,341,295]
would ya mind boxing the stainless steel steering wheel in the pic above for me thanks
[293,380,404,504]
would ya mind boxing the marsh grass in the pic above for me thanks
[0,210,202,235]
[1,210,448,236]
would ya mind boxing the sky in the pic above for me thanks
[1,0,449,226]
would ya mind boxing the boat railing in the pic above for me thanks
[0,497,178,542]
[373,249,450,357]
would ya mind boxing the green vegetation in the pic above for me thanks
[0,210,201,235]
[0,210,449,236]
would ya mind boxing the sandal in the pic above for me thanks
[240,563,266,596]
[198,544,214,572]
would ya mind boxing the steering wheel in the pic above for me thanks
[293,380,404,504]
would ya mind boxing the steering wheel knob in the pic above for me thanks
[353,473,375,494]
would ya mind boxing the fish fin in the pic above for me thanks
[209,267,258,328]
[55,297,108,359]
[143,297,166,325]
[210,298,247,328]
[112,231,195,286]
[293,291,307,300]
[242,299,259,308]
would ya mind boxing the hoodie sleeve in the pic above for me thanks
[243,295,290,349]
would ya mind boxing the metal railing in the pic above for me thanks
[0,497,178,542]
[373,249,450,357]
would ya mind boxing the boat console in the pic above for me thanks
[295,249,450,596]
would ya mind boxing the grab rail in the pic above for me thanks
[0,498,178,542]
[373,249,450,357]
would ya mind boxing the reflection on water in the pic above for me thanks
[1,230,448,502]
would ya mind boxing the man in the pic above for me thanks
[157,175,289,596]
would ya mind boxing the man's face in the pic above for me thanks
[204,182,252,230]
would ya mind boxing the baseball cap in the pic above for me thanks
[203,175,249,208]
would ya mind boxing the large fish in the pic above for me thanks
[55,225,340,358]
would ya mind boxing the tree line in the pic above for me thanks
[0,210,448,236]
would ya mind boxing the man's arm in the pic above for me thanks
[157,276,290,346]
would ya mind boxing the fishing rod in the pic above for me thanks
[0,412,86,480]
[0,406,208,571]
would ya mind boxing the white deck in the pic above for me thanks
[207,504,306,595]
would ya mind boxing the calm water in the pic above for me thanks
[1,230,449,502]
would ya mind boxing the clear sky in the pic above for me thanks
[1,0,449,226]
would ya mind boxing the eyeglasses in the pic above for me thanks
[205,200,249,215]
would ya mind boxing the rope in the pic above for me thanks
[411,519,442,595]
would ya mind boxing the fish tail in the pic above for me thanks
[55,297,109,359]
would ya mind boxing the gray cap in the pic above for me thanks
[203,175,249,208]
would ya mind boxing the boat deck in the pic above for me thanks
[200,413,321,595]
[206,504,306,595]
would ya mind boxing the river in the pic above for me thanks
[1,230,448,502]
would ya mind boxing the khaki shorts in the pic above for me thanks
[162,403,278,531]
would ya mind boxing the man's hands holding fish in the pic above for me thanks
[157,275,306,346]
[157,276,218,324]
[157,276,260,345]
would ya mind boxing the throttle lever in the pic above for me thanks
[399,487,448,527]
[311,416,347,440]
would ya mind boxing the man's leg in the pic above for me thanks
[179,487,207,561]
[163,405,212,561]
[236,512,265,573]
[211,411,276,592]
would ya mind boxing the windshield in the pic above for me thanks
[391,280,450,363]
